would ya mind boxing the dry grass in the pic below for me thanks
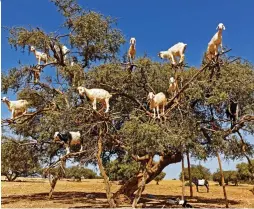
[1,177,254,208]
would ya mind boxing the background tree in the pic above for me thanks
[154,172,166,185]
[179,165,211,181]
[213,170,239,186]
[236,160,254,183]
[1,137,40,181]
[65,166,97,181]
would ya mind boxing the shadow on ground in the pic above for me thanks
[1,192,240,208]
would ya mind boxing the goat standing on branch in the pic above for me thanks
[128,37,136,64]
[1,97,29,119]
[30,46,48,65]
[206,23,226,61]
[77,86,112,113]
[158,42,187,65]
[226,99,239,128]
[53,131,83,154]
[32,65,43,83]
[147,92,167,118]
[168,77,179,97]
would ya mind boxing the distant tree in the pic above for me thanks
[154,172,166,185]
[65,166,97,181]
[179,165,211,181]
[1,137,40,181]
[213,170,238,186]
[236,160,254,182]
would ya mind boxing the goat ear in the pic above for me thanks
[223,25,226,30]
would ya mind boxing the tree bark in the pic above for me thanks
[96,135,116,208]
[181,153,185,200]
[6,172,18,182]
[49,174,59,199]
[187,150,193,197]
[132,170,147,208]
[114,152,182,200]
[216,152,229,208]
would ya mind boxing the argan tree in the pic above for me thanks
[1,136,40,181]
[154,172,166,185]
[2,0,254,207]
[179,165,211,181]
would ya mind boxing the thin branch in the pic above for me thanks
[2,106,54,125]
[223,115,254,138]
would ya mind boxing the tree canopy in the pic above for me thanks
[154,172,166,185]
[65,166,98,181]
[213,170,239,186]
[1,136,40,181]
[179,164,211,181]
[236,160,254,182]
[1,0,254,207]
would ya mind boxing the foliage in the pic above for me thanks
[1,137,40,181]
[105,158,139,182]
[65,166,97,181]
[179,164,211,181]
[236,160,254,182]
[212,170,239,186]
[154,172,166,185]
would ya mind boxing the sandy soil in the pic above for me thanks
[2,177,254,208]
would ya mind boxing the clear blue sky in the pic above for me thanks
[2,0,254,179]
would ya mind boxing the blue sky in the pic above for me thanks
[2,0,254,179]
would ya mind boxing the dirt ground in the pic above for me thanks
[1,177,254,208]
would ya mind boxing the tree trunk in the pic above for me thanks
[49,174,59,199]
[181,153,185,200]
[96,135,116,208]
[114,152,182,200]
[6,172,18,181]
[216,152,229,208]
[187,150,193,197]
[132,170,147,208]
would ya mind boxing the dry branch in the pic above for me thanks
[1,106,54,125]
[223,115,254,138]
[96,134,116,208]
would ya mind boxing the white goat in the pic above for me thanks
[128,37,136,63]
[158,42,187,65]
[1,97,29,119]
[147,92,167,118]
[168,77,179,97]
[77,87,112,113]
[53,131,82,154]
[206,23,226,60]
[30,46,48,65]
[54,44,70,63]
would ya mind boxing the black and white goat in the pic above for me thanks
[53,131,83,154]
[226,100,239,128]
